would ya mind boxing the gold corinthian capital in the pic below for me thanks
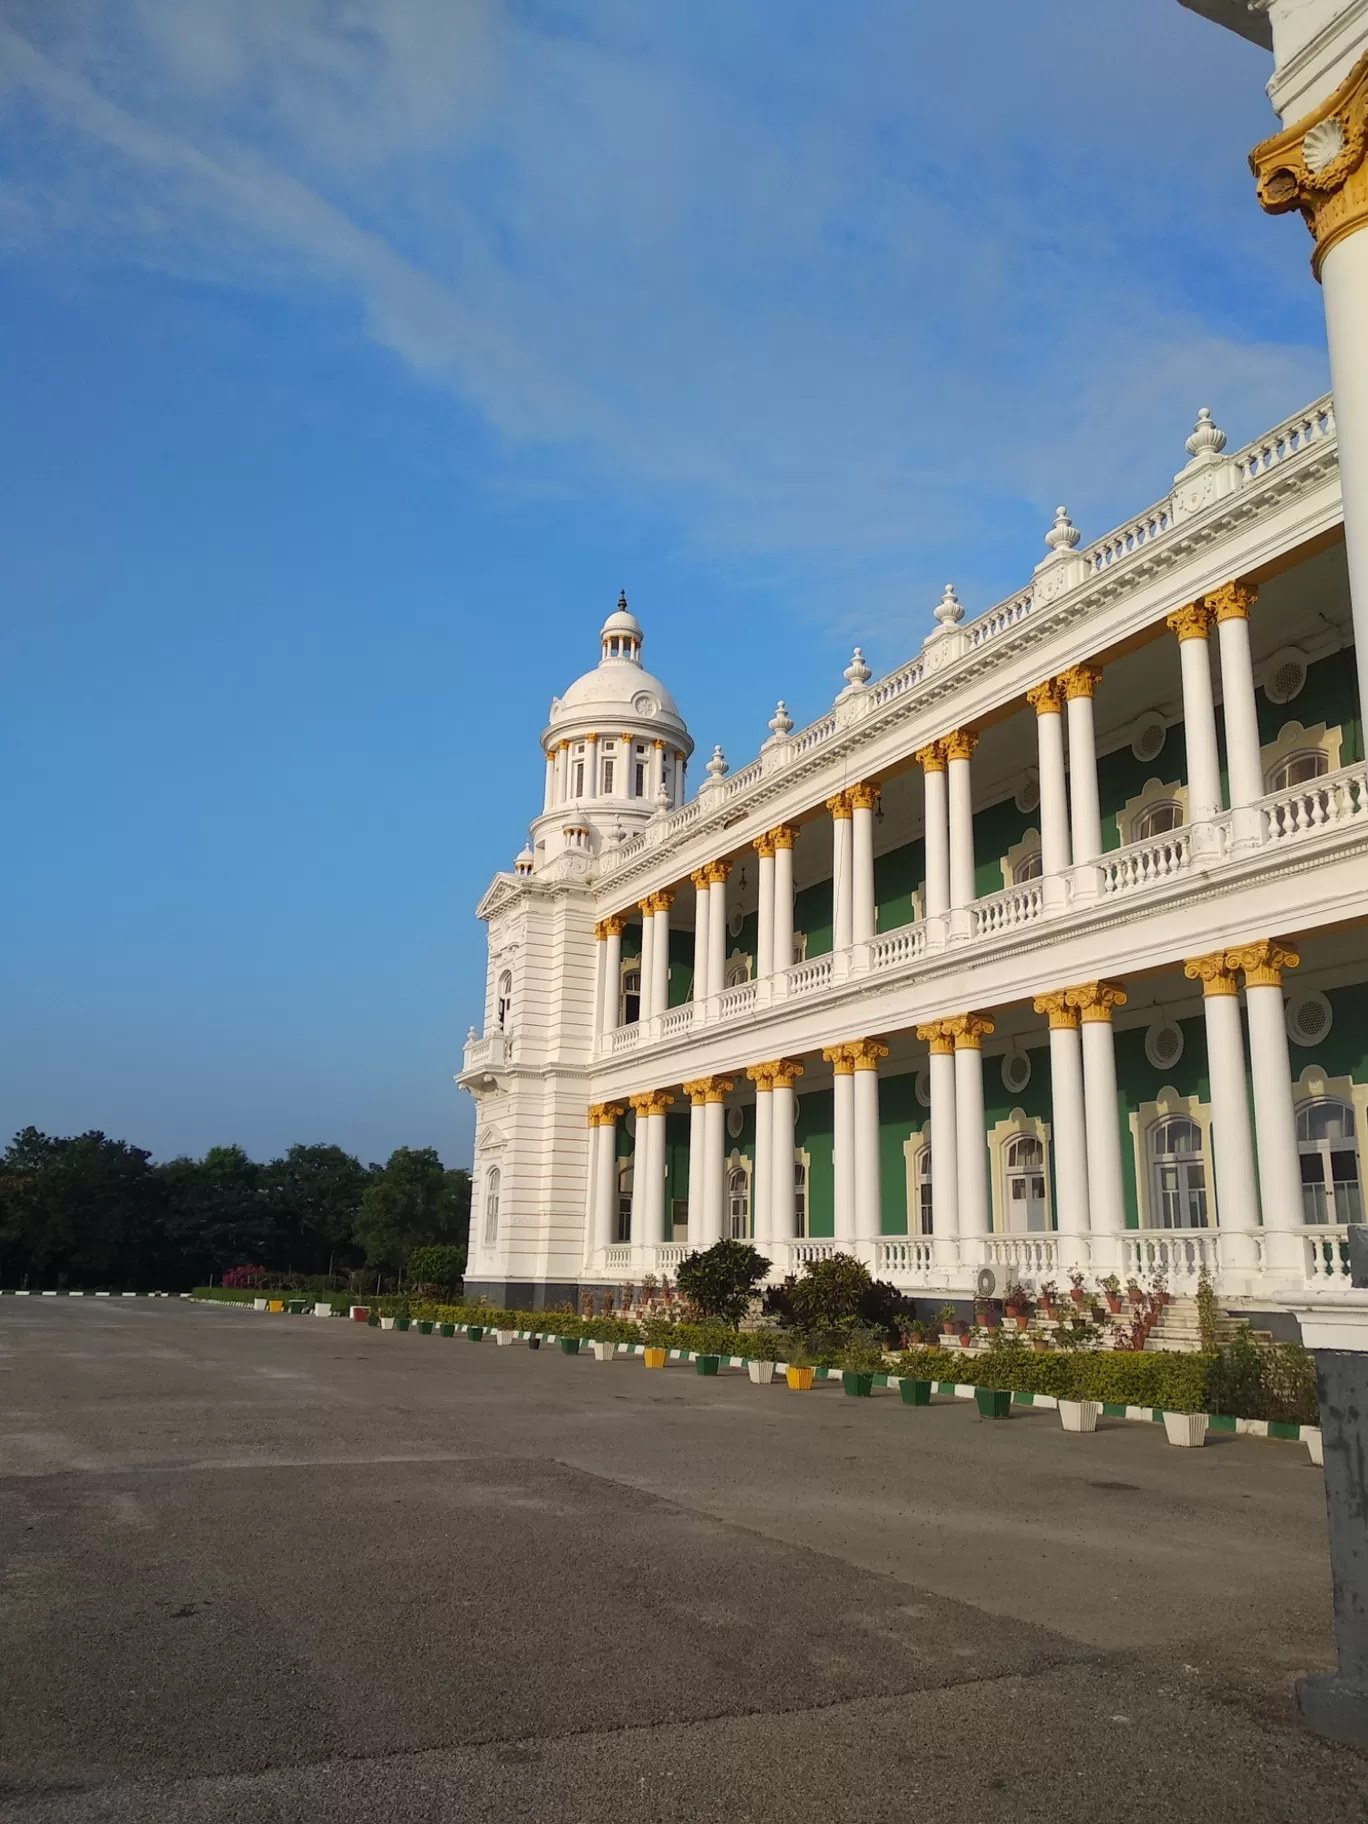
[1251,50,1368,280]
[1226,940,1300,990]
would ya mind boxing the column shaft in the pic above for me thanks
[1047,1024,1090,1234]
[923,766,949,917]
[752,1090,772,1248]
[852,801,876,942]
[929,1048,959,1246]
[1036,706,1071,876]
[702,1100,725,1246]
[640,1112,668,1245]
[687,1099,706,1240]
[591,935,606,1041]
[596,1119,619,1251]
[771,1082,797,1238]
[853,1065,882,1246]
[586,734,599,798]
[948,757,975,910]
[639,914,655,1021]
[651,905,670,1016]
[831,1067,855,1243]
[692,882,711,1003]
[1204,991,1262,1267]
[756,850,775,978]
[954,1045,989,1238]
[831,810,853,951]
[1080,1020,1126,1235]
[1216,608,1264,810]
[1246,984,1303,1231]
[1178,629,1224,824]
[602,927,622,1033]
[1065,694,1103,862]
[772,841,795,974]
[1322,230,1368,734]
[708,877,727,997]
[543,752,555,814]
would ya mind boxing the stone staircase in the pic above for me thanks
[1142,1297,1256,1354]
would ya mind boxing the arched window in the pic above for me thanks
[728,1165,751,1240]
[914,1145,933,1235]
[1297,1100,1362,1226]
[724,955,752,988]
[496,971,512,1032]
[482,1167,501,1245]
[1005,1134,1047,1233]
[793,1156,808,1238]
[1150,1116,1208,1229]
[1133,800,1183,842]
[616,1156,633,1242]
[621,966,641,1026]
[1268,749,1329,793]
[1012,849,1043,884]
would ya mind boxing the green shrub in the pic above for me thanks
[1073,1352,1216,1413]
[1209,1326,1318,1425]
[675,1240,771,1324]
[405,1244,466,1293]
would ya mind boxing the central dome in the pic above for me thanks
[544,594,690,747]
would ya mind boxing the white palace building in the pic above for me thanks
[460,0,1368,1320]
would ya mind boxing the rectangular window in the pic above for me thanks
[602,759,614,794]
[574,761,584,796]
[634,761,645,795]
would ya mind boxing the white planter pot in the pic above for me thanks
[1058,1399,1100,1434]
[747,1359,776,1384]
[1305,1428,1324,1467]
[380,1316,397,1331]
[253,1299,269,1312]
[1162,1411,1209,1448]
[313,1303,333,1317]
[591,1340,617,1362]
[495,1329,518,1345]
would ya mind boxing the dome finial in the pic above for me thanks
[934,583,964,627]
[618,588,628,611]
[706,744,728,780]
[1185,407,1227,459]
[1044,506,1080,553]
[768,699,794,737]
[843,647,871,690]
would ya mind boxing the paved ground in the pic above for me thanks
[0,1301,1362,1823]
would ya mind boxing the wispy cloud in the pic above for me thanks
[0,0,1329,626]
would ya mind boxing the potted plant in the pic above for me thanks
[495,1327,517,1345]
[839,1329,885,1398]
[466,1323,485,1341]
[744,1335,781,1384]
[349,1305,369,1322]
[313,1300,333,1318]
[558,1333,581,1355]
[527,1331,542,1351]
[1068,1270,1089,1308]
[936,1303,958,1344]
[1305,1428,1324,1467]
[1162,1401,1209,1448]
[1003,1284,1032,1331]
[253,1297,270,1312]
[416,1318,434,1335]
[695,1352,721,1376]
[1098,1274,1123,1315]
[380,1314,397,1331]
[641,1314,672,1369]
[591,1336,618,1362]
[783,1339,817,1391]
[973,1297,1001,1331]
[438,1321,456,1338]
[1126,1279,1145,1307]
[974,1385,1012,1421]
[1038,1279,1061,1318]
[1058,1397,1102,1433]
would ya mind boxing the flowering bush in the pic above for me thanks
[221,1264,268,1288]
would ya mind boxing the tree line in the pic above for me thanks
[0,1127,471,1292]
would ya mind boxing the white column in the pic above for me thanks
[951,1018,992,1241]
[554,742,568,803]
[852,1043,886,1249]
[1323,230,1368,727]
[618,733,635,799]
[828,795,853,950]
[946,731,977,930]
[651,894,672,1017]
[595,1110,621,1253]
[749,1070,773,1249]
[701,1091,728,1246]
[823,1047,856,1244]
[1060,667,1103,866]
[691,873,711,1002]
[918,1029,959,1261]
[638,1098,672,1246]
[1072,982,1127,1268]
[686,1088,707,1242]
[601,919,623,1033]
[918,749,950,926]
[1168,605,1223,830]
[1028,683,1072,905]
[584,1115,602,1264]
[771,829,796,974]
[591,927,607,1041]
[650,740,665,801]
[1230,942,1305,1261]
[755,837,775,978]
[1185,955,1262,1274]
[1034,998,1090,1244]
[543,750,555,814]
[708,866,728,999]
[638,903,656,1022]
[586,733,599,798]
[770,1065,800,1240]
[850,786,876,942]
[1212,585,1265,850]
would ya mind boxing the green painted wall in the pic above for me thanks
[971,796,1039,896]
[663,1110,690,1218]
[877,1070,920,1234]
[1296,983,1368,1079]
[1256,650,1362,762]
[796,879,834,957]
[795,1087,834,1237]
[668,926,692,1007]
[875,839,924,930]
[1097,727,1190,852]
[1111,1017,1211,1228]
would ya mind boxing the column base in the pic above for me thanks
[1042,875,1071,917]
[1190,818,1226,860]
[924,916,950,953]
[948,908,974,943]
[1297,1675,1368,1749]
[1069,863,1101,905]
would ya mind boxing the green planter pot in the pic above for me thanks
[366,1312,380,1327]
[899,1379,932,1407]
[438,1323,455,1338]
[467,1326,484,1342]
[974,1386,1012,1420]
[417,1320,434,1335]
[527,1336,542,1350]
[695,1355,721,1376]
[842,1372,875,1398]
[394,1317,411,1332]
[559,1337,581,1356]
[286,1299,308,1314]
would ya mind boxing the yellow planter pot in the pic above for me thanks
[643,1347,667,1369]
[785,1366,815,1391]
[267,1300,284,1313]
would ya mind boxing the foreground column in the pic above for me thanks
[701,1079,731,1247]
[1167,602,1224,844]
[769,1059,805,1239]
[651,891,674,1016]
[747,1065,774,1248]
[593,1104,623,1253]
[1027,680,1072,911]
[600,915,625,1034]
[543,747,556,813]
[948,1014,993,1243]
[1229,940,1304,1267]
[635,1091,673,1246]
[823,1044,856,1244]
[850,785,877,943]
[707,862,729,997]
[916,743,950,917]
[1067,980,1128,1272]
[771,826,798,974]
[638,900,656,1021]
[1185,952,1262,1274]
[917,1023,959,1265]
[828,793,853,951]
[1060,665,1103,898]
[1033,993,1090,1257]
[1211,581,1265,850]
[690,871,711,1003]
[851,1040,888,1250]
[945,729,977,938]
[754,833,776,978]
[683,1080,709,1242]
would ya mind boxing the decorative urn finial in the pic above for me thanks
[617,588,628,611]
[705,744,728,779]
[934,583,964,627]
[768,699,794,736]
[843,647,871,689]
[1044,506,1080,553]
[1185,407,1227,460]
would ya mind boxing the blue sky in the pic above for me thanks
[0,1,1329,1169]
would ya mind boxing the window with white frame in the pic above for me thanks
[1150,1116,1208,1229]
[1133,799,1183,841]
[482,1167,501,1245]
[1005,1134,1047,1232]
[602,757,615,795]
[1297,1100,1363,1226]
[1268,749,1330,792]
[616,1156,633,1242]
[914,1144,933,1235]
[793,1154,808,1238]
[621,965,641,1026]
[496,970,512,1032]
[1012,849,1043,884]
[728,1164,751,1239]
[724,953,752,988]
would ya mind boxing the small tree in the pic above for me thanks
[675,1240,771,1325]
[789,1253,873,1331]
[405,1243,466,1293]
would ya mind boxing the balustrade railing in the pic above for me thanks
[784,955,834,999]
[984,1235,1058,1276]
[1259,761,1368,843]
[1235,399,1334,480]
[660,1005,695,1039]
[717,980,758,1021]
[1099,827,1193,896]
[876,1238,936,1277]
[606,1244,632,1271]
[1305,1226,1352,1281]
[869,924,925,972]
[971,879,1043,938]
[1122,1227,1218,1288]
[607,1022,643,1054]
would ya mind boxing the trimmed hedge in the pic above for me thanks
[897,1345,1218,1413]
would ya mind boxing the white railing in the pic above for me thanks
[784,955,834,999]
[1086,502,1172,574]
[971,879,1043,938]
[869,657,926,707]
[1305,1226,1351,1281]
[1234,398,1335,481]
[876,1238,937,1276]
[660,1005,695,1039]
[789,1240,838,1266]
[606,1244,632,1271]
[723,760,765,799]
[869,924,925,972]
[968,590,1033,648]
[791,714,839,758]
[1259,761,1368,843]
[984,1235,1058,1277]
[656,1245,688,1271]
[461,1032,509,1073]
[1123,1228,1219,1288]
[608,1023,643,1054]
[1099,827,1193,896]
[717,980,758,1021]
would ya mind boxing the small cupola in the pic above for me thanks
[600,591,643,663]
